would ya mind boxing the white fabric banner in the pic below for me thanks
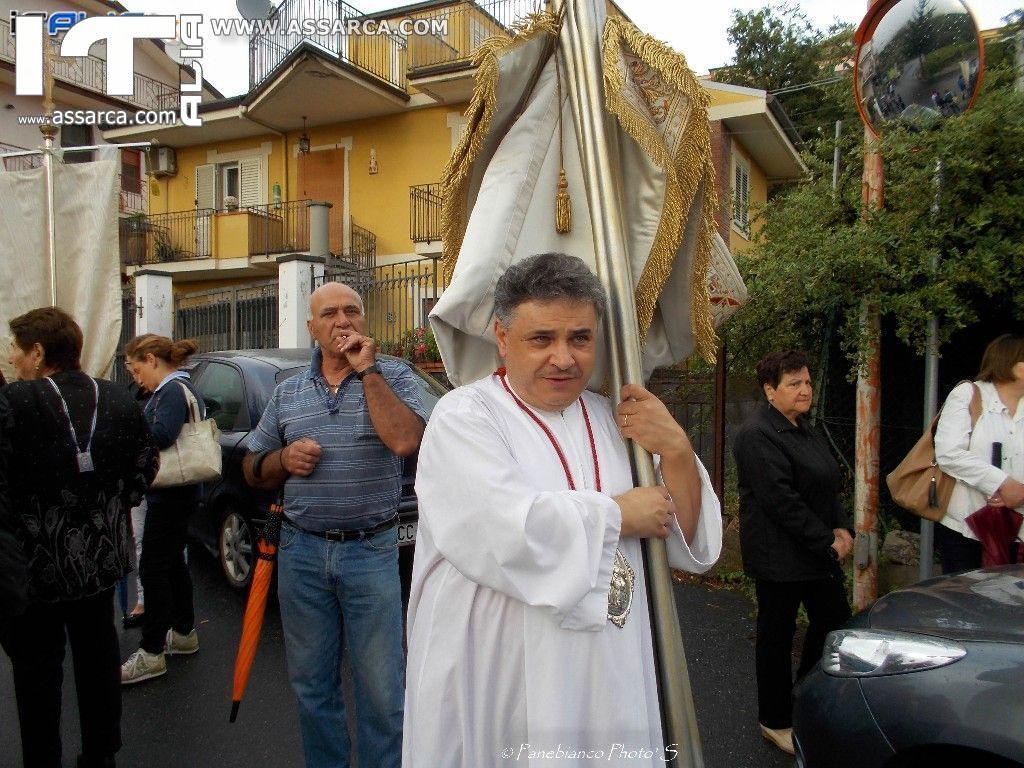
[432,4,724,387]
[0,150,121,380]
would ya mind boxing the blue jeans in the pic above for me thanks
[277,521,404,768]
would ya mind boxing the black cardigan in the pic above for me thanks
[0,371,159,604]
[733,401,852,582]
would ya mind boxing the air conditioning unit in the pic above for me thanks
[151,146,177,177]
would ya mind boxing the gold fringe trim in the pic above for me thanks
[439,12,560,286]
[555,168,572,233]
[601,16,718,364]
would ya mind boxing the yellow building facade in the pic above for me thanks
[104,0,805,349]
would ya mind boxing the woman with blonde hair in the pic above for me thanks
[119,334,206,685]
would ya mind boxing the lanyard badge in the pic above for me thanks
[45,377,99,474]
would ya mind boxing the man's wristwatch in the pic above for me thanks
[356,363,381,380]
[252,451,270,480]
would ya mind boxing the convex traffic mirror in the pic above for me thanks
[854,0,983,137]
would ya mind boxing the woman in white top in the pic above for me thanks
[935,334,1024,572]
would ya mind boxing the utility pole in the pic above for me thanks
[853,0,884,611]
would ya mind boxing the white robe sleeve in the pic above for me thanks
[415,391,621,631]
[658,454,723,574]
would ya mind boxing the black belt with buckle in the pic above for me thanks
[284,515,398,542]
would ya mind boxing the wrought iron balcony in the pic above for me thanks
[249,0,408,91]
[246,200,312,258]
[403,0,541,74]
[248,0,543,92]
[120,200,324,267]
[119,209,214,267]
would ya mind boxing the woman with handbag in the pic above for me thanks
[1,307,159,767]
[934,334,1024,573]
[733,350,853,756]
[120,334,206,685]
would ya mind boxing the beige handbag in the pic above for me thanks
[150,382,222,489]
[886,381,980,521]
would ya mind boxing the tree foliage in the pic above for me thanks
[726,50,1024,380]
[716,3,856,142]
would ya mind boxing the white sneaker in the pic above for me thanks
[165,628,199,656]
[121,649,166,685]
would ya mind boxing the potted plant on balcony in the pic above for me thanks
[121,213,151,266]
[399,325,444,372]
[154,230,185,263]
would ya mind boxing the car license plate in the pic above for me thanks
[397,520,417,546]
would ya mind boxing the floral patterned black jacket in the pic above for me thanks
[0,371,159,604]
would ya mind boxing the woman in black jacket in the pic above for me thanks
[733,350,853,756]
[119,334,205,685]
[1,307,158,768]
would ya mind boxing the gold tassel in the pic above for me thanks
[555,168,571,234]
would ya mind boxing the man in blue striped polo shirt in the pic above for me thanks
[243,281,426,768]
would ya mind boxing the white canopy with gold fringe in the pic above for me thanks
[430,8,722,387]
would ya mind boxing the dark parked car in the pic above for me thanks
[185,348,448,593]
[794,564,1024,768]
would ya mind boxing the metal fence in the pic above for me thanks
[249,0,407,90]
[317,258,446,353]
[247,199,311,257]
[410,183,442,243]
[648,361,718,472]
[112,287,137,388]
[175,282,279,353]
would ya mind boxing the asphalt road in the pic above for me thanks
[0,549,795,768]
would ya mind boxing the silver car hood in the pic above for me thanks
[867,565,1024,643]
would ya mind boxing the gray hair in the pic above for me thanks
[493,253,608,327]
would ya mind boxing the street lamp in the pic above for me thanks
[851,0,985,598]
[298,116,310,155]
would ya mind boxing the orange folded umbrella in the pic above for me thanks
[230,502,283,723]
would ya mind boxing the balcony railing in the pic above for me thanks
[0,142,43,171]
[249,0,408,91]
[403,0,542,73]
[0,19,180,113]
[410,183,442,243]
[119,209,214,267]
[119,174,147,215]
[120,200,327,267]
[325,220,377,283]
[246,200,312,257]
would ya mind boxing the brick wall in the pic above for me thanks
[709,120,732,243]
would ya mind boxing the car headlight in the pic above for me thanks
[822,629,966,677]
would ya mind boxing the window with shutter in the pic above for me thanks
[239,157,263,208]
[194,164,215,257]
[195,164,215,211]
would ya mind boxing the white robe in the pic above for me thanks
[403,375,723,767]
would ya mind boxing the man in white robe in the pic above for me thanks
[403,253,723,767]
